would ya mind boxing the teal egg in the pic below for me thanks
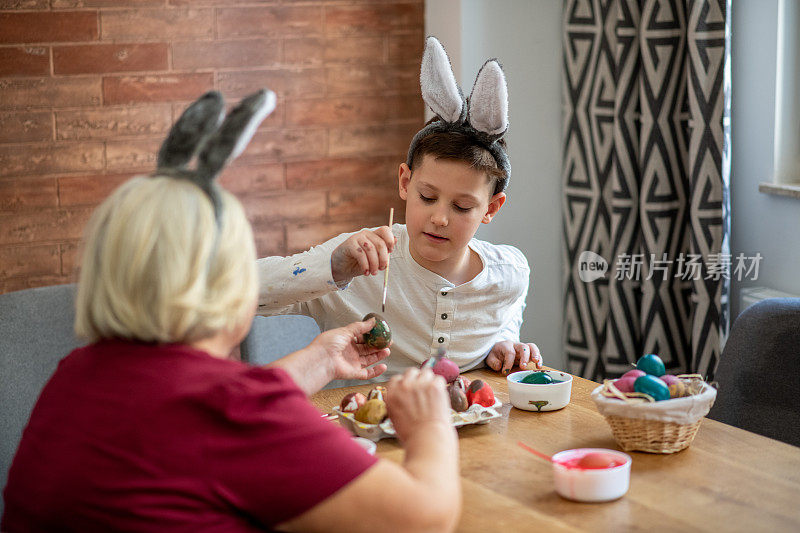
[362,313,391,349]
[634,374,670,401]
[636,353,666,377]
[520,372,553,385]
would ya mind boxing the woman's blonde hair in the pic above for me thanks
[75,176,257,344]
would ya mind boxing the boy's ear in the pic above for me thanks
[482,192,506,224]
[398,163,412,201]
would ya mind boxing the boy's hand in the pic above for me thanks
[331,227,396,284]
[486,341,543,375]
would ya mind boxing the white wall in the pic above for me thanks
[426,0,565,368]
[730,0,800,318]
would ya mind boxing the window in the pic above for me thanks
[760,0,800,199]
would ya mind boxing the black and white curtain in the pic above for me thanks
[562,0,731,380]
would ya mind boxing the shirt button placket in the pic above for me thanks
[433,287,454,352]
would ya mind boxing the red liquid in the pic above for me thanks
[556,452,626,470]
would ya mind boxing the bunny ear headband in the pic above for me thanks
[406,36,511,192]
[154,88,276,222]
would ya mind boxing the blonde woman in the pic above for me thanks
[2,92,460,532]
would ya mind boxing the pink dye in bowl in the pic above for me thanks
[550,448,632,502]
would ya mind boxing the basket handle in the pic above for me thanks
[601,379,655,404]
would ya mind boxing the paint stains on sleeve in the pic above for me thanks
[292,266,307,276]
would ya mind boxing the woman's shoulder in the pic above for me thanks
[73,340,303,400]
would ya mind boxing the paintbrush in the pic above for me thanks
[423,347,446,369]
[381,207,394,313]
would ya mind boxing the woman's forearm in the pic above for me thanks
[267,346,333,396]
[401,421,461,521]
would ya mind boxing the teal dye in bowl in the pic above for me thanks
[519,372,565,385]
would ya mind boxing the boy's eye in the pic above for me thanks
[419,194,435,203]
[453,204,472,213]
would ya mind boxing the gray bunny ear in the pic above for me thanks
[196,89,276,180]
[157,91,225,169]
[420,36,465,123]
[467,59,508,138]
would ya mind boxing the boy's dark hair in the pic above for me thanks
[408,118,508,196]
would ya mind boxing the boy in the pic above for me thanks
[257,37,542,378]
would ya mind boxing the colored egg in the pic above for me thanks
[578,452,618,469]
[421,355,461,383]
[362,312,392,349]
[660,374,680,387]
[668,381,689,398]
[634,374,671,401]
[614,376,637,393]
[520,372,553,384]
[636,354,666,377]
[621,369,646,380]
[355,399,387,424]
[466,379,496,407]
[367,385,387,402]
[340,392,366,413]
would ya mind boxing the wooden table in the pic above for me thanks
[310,369,800,532]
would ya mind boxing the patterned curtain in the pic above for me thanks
[561,0,731,380]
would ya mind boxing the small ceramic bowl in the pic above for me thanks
[507,370,573,411]
[551,448,632,502]
[352,436,377,455]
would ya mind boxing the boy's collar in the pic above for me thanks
[400,225,488,288]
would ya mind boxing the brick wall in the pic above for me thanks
[0,0,422,294]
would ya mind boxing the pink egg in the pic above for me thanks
[660,374,680,386]
[614,376,637,393]
[578,452,618,469]
[621,369,646,380]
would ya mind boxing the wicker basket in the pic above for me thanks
[591,379,716,454]
[603,415,703,453]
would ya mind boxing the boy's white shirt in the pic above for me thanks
[256,224,530,380]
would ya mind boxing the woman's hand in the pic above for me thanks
[268,318,389,396]
[385,368,451,443]
[311,318,390,381]
[485,341,543,375]
[331,227,396,284]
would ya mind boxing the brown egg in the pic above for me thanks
[355,399,388,424]
[448,382,469,412]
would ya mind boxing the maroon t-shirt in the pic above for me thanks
[2,340,377,532]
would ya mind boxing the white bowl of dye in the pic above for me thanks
[551,448,632,502]
[507,370,573,411]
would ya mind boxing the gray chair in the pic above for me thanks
[0,284,84,515]
[1,297,325,515]
[708,298,800,447]
[240,314,321,366]
[240,315,354,389]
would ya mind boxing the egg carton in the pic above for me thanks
[333,400,502,442]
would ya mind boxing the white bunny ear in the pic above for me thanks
[420,36,465,123]
[467,59,508,137]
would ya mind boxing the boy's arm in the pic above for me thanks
[257,226,396,313]
[256,232,353,312]
[485,260,543,372]
[495,293,526,343]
